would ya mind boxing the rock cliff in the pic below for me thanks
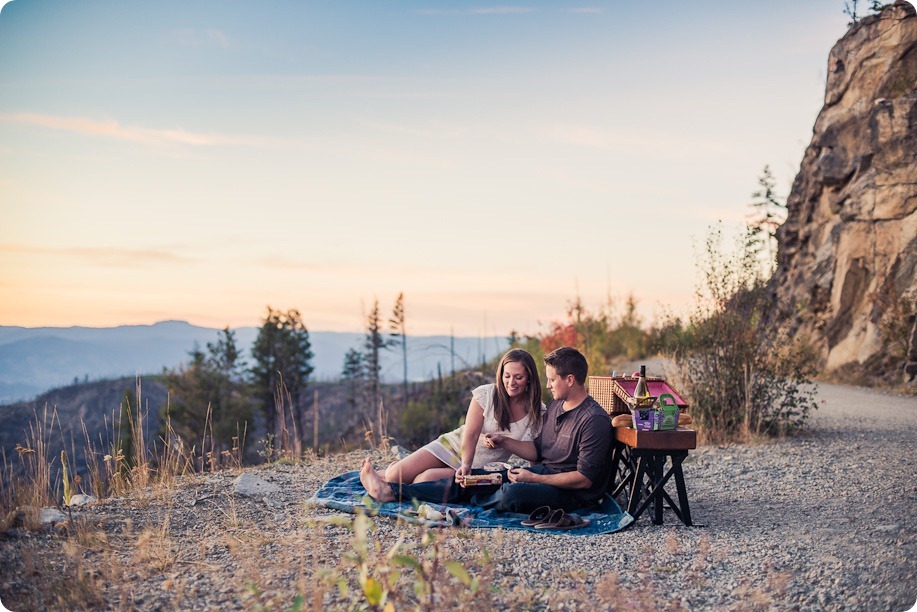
[773,1,917,380]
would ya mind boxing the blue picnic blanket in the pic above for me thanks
[306,471,633,535]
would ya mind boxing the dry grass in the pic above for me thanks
[0,383,809,611]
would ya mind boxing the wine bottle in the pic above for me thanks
[633,365,651,408]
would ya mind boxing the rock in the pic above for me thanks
[232,474,281,498]
[772,1,917,373]
[67,494,98,507]
[39,508,68,527]
[390,445,411,460]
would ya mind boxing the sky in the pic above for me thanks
[0,0,853,336]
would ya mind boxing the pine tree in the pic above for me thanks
[341,348,365,413]
[747,164,786,276]
[250,308,314,451]
[389,292,409,420]
[363,300,393,442]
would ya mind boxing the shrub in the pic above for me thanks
[667,225,818,442]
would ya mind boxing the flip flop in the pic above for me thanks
[534,509,590,530]
[520,505,553,526]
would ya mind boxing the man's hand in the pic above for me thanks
[483,433,504,449]
[507,467,540,484]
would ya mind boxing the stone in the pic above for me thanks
[390,445,411,460]
[772,1,917,374]
[39,508,68,527]
[232,473,281,498]
[67,494,98,507]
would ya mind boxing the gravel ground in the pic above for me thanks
[1,382,915,610]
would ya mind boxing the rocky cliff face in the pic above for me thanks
[773,1,917,379]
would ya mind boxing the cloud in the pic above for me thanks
[568,7,604,14]
[539,124,735,159]
[470,6,535,15]
[0,112,276,147]
[414,6,535,15]
[168,28,231,49]
[0,243,196,267]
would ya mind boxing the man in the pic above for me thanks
[360,346,612,515]
[477,346,612,514]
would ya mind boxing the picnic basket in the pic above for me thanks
[588,375,690,416]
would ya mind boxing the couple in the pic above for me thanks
[359,346,613,515]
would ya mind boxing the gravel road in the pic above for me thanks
[1,382,915,610]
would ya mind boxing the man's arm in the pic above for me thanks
[507,467,592,489]
[483,434,538,462]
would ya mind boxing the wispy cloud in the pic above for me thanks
[568,7,605,14]
[0,112,276,147]
[415,6,535,16]
[470,6,535,14]
[168,28,231,49]
[0,243,196,267]
[539,124,735,159]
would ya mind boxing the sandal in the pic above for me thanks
[520,505,553,526]
[534,509,590,530]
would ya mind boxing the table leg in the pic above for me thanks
[672,452,692,526]
[627,454,647,516]
[653,455,664,524]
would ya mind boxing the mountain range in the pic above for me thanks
[0,321,510,403]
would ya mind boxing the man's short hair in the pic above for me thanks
[544,346,588,384]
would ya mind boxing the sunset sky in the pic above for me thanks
[0,0,851,336]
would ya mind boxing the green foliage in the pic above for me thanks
[537,294,652,375]
[166,328,253,461]
[364,300,395,444]
[389,292,410,416]
[666,225,818,441]
[397,370,466,448]
[746,164,786,276]
[250,308,314,451]
[338,509,481,610]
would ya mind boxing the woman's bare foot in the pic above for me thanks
[360,458,396,502]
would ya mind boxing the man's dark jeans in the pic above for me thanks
[387,465,593,515]
[473,465,590,514]
[386,468,502,506]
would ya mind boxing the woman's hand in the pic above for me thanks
[455,463,472,482]
[483,433,505,449]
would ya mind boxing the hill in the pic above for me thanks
[0,321,509,403]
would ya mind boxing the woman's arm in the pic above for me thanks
[455,398,485,480]
[483,434,538,462]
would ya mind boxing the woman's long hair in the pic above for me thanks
[492,349,543,433]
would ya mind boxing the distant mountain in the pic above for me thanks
[0,321,509,403]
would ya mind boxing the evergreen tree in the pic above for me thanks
[747,164,786,275]
[389,292,409,419]
[363,300,392,441]
[165,329,253,464]
[341,348,365,413]
[250,308,314,450]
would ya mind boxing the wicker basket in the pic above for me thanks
[588,375,674,416]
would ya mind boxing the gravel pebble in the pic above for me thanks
[1,382,914,610]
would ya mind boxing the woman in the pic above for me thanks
[382,348,543,485]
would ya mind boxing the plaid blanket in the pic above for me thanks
[306,470,633,535]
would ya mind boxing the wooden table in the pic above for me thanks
[609,426,697,526]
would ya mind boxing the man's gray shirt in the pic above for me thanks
[533,395,613,502]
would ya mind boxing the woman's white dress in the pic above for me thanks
[421,383,542,469]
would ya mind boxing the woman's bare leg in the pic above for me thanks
[412,467,457,483]
[383,449,448,484]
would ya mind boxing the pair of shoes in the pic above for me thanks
[520,505,553,526]
[534,508,589,530]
